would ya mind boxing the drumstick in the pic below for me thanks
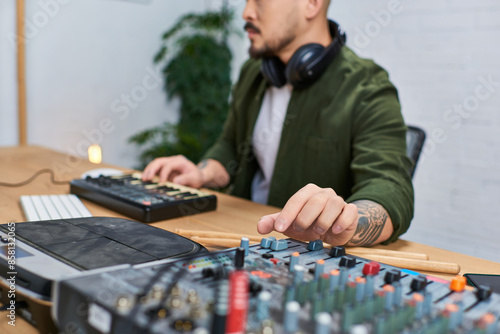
[190,236,248,248]
[175,228,263,243]
[359,254,461,275]
[345,247,429,261]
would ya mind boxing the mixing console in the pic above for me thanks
[54,238,499,334]
[70,173,217,222]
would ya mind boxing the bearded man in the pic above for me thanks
[143,0,414,246]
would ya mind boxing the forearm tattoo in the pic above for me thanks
[350,200,388,246]
[197,159,208,169]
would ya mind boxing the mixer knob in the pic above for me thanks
[410,276,428,292]
[256,291,271,321]
[284,301,300,333]
[339,255,357,268]
[288,252,300,272]
[270,240,288,251]
[314,312,333,334]
[249,281,263,296]
[260,237,276,249]
[383,269,401,285]
[293,265,306,285]
[362,261,381,276]
[214,266,228,280]
[234,247,245,269]
[240,237,250,256]
[449,275,467,292]
[201,268,215,278]
[307,239,323,251]
[475,285,493,301]
[315,259,325,279]
[115,295,134,311]
[474,313,496,332]
[97,175,112,187]
[329,246,346,258]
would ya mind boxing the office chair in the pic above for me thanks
[406,125,426,178]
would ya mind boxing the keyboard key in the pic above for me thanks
[41,195,62,220]
[30,196,51,221]
[49,195,73,219]
[67,194,92,218]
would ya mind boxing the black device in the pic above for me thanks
[0,217,206,333]
[54,238,500,334]
[70,173,217,223]
[0,217,207,299]
[465,273,500,294]
[261,19,346,89]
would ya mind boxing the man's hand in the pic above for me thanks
[257,184,359,246]
[142,155,204,187]
[257,184,394,246]
[142,156,230,189]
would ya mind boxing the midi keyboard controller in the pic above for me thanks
[53,238,499,334]
[70,173,217,223]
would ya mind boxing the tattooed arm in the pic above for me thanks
[347,200,393,246]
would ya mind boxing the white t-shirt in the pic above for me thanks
[251,84,293,204]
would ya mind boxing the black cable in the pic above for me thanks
[0,168,71,187]
[0,301,28,311]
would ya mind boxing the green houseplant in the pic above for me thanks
[129,4,237,168]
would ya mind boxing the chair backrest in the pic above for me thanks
[406,125,426,178]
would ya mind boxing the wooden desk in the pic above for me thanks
[1,145,500,333]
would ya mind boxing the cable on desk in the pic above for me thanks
[0,301,28,311]
[0,169,71,187]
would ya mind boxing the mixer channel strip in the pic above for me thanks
[54,238,500,334]
[70,173,217,222]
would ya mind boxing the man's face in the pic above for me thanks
[243,0,300,59]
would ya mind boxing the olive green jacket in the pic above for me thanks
[203,47,414,243]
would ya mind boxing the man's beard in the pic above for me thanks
[245,23,295,59]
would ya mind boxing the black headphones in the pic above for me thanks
[261,20,346,90]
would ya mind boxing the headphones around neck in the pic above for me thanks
[261,20,346,90]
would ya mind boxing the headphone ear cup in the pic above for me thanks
[261,57,287,88]
[285,43,325,89]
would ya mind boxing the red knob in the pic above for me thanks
[362,261,381,276]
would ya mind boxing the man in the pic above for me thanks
[142,0,414,247]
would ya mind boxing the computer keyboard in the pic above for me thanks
[20,194,93,221]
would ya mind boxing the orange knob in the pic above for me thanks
[449,275,467,292]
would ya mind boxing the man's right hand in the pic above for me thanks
[142,155,204,188]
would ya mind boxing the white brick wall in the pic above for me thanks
[331,0,500,262]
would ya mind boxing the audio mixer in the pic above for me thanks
[70,173,217,222]
[53,237,500,334]
[53,238,499,334]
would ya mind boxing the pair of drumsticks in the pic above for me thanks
[174,228,461,275]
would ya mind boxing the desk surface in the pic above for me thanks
[1,145,500,334]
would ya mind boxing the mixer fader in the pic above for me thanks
[54,238,499,333]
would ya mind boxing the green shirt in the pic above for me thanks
[203,47,414,243]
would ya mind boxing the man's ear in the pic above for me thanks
[304,0,325,20]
